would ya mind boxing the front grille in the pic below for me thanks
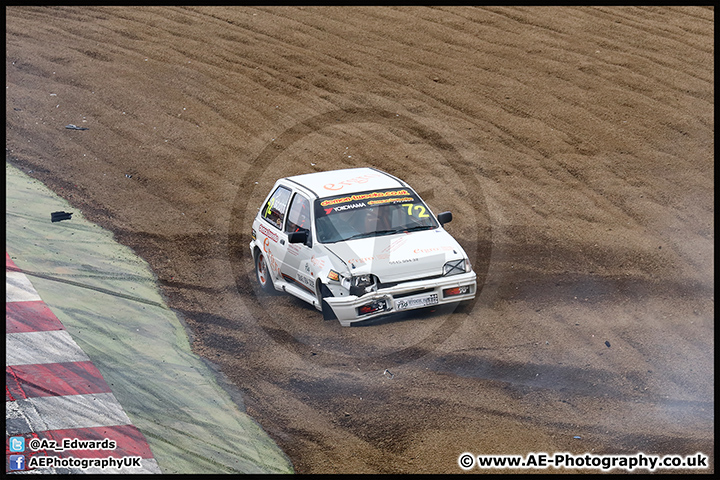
[393,288,435,299]
[378,274,443,290]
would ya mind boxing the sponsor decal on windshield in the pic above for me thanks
[317,188,423,217]
[320,189,412,207]
[368,196,414,205]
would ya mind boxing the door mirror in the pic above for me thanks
[437,211,453,226]
[288,228,309,245]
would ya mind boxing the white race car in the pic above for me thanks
[249,167,476,326]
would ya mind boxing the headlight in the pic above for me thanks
[349,274,376,296]
[351,274,374,288]
[443,259,466,276]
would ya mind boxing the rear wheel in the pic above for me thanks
[255,249,275,293]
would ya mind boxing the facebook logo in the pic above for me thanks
[9,455,25,471]
[9,436,25,452]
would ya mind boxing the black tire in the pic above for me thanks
[319,283,337,321]
[255,249,276,293]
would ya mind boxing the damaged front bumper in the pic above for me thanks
[325,271,477,326]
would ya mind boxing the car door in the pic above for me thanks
[280,192,318,295]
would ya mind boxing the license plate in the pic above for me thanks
[395,293,439,311]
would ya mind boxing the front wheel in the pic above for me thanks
[319,283,337,321]
[255,250,276,293]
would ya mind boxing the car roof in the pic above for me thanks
[285,167,408,198]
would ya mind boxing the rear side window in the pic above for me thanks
[262,185,292,230]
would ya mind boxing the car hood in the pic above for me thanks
[323,228,466,283]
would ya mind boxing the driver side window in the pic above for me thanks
[285,193,311,240]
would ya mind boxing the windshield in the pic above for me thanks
[314,187,439,243]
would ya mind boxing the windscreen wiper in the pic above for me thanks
[400,225,436,233]
[345,229,402,241]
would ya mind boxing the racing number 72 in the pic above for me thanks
[402,203,429,218]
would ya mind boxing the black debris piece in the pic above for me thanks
[51,211,73,222]
[605,340,611,348]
